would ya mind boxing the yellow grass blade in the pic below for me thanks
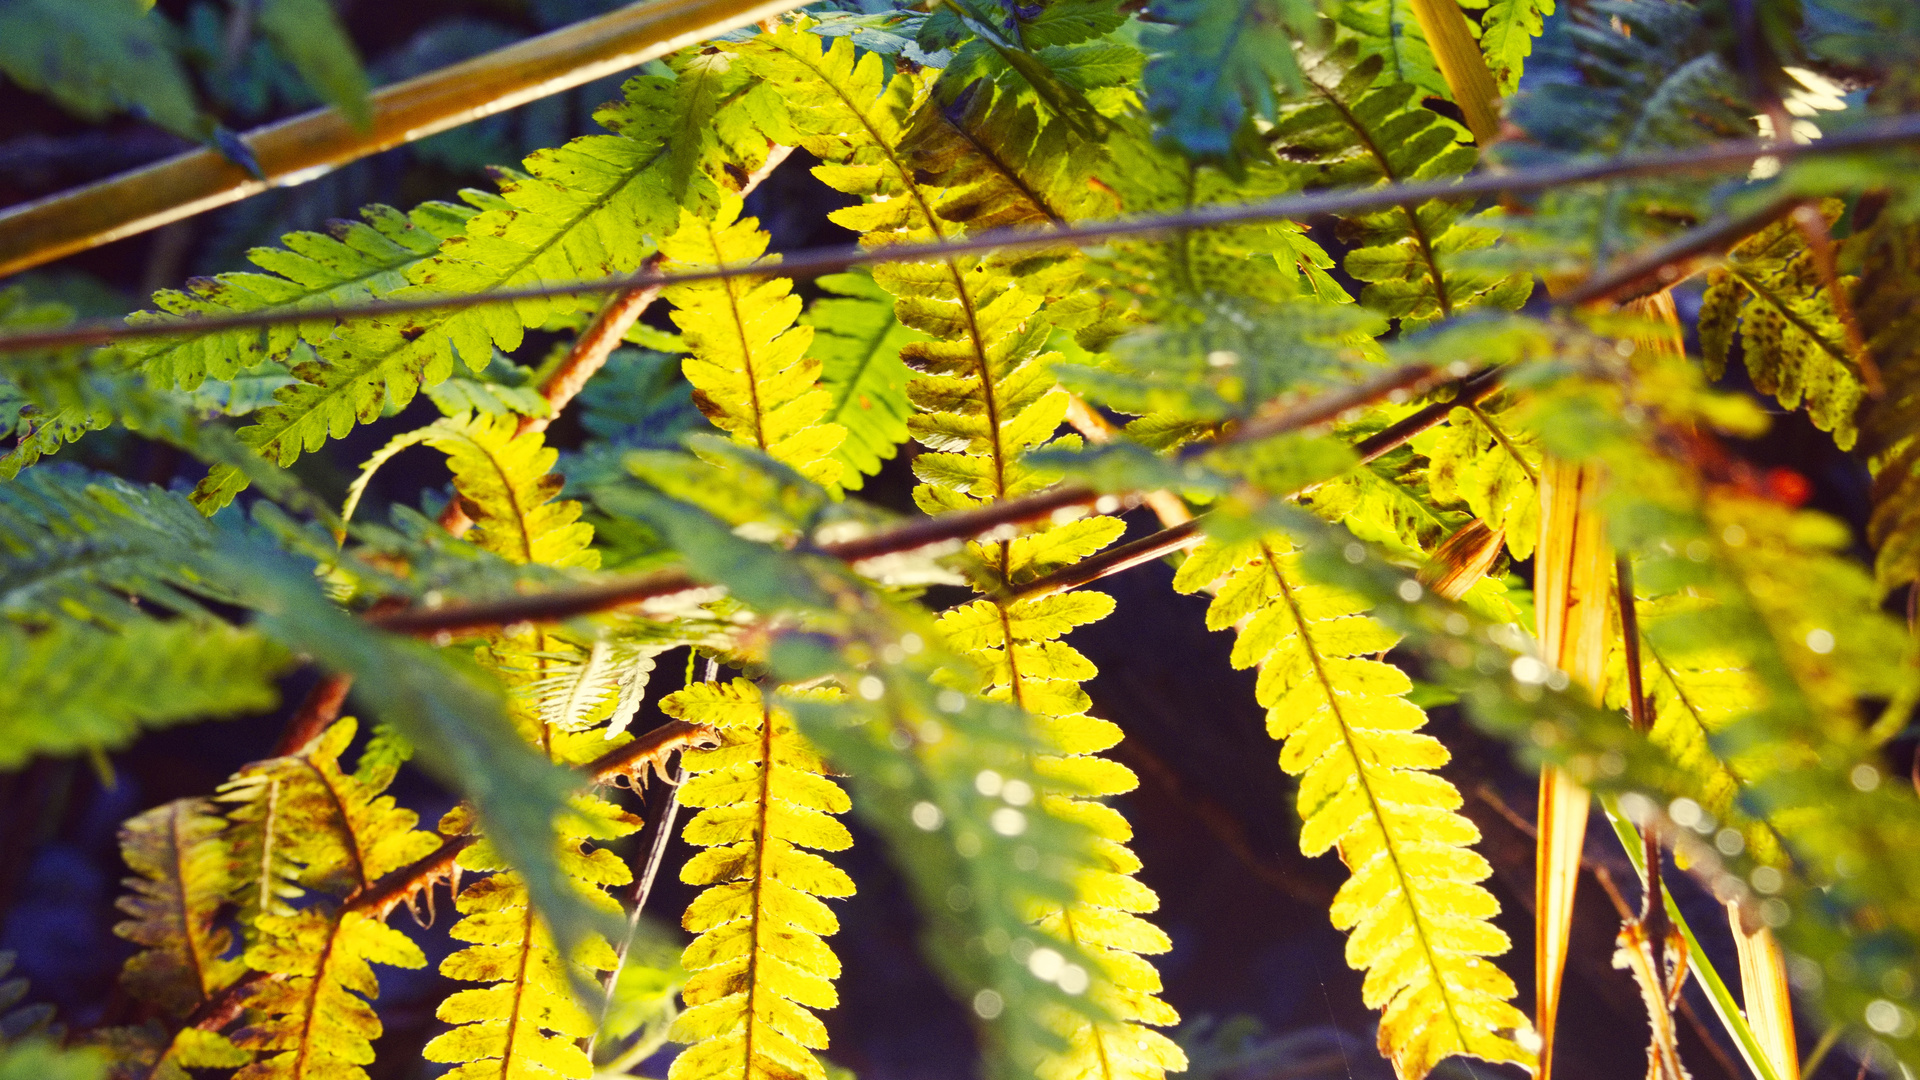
[1731,905,1800,1080]
[0,0,811,278]
[1407,0,1505,146]
[1533,456,1614,1080]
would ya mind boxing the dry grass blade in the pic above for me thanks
[1533,457,1614,1080]
[1732,905,1800,1080]
[1408,0,1504,145]
[0,0,812,278]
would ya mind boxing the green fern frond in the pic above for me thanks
[663,678,855,1080]
[1332,0,1448,98]
[1479,0,1556,93]
[1416,400,1542,561]
[1270,44,1532,330]
[1172,534,1533,1080]
[345,411,597,569]
[1856,221,1920,589]
[112,798,245,1017]
[1699,202,1866,450]
[1137,0,1321,159]
[425,794,642,1080]
[0,619,287,769]
[0,0,202,138]
[193,55,781,510]
[126,202,472,391]
[805,271,922,489]
[660,196,847,488]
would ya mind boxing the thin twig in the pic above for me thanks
[271,673,353,756]
[1199,362,1442,454]
[590,761,687,1057]
[1557,196,1800,307]
[15,117,1920,355]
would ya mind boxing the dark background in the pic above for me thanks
[0,4,1894,1080]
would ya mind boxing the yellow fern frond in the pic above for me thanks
[235,910,426,1080]
[1173,535,1533,1080]
[113,798,244,1017]
[662,678,854,1080]
[344,410,596,568]
[660,195,846,488]
[425,794,643,1080]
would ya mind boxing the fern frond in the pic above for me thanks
[663,678,855,1080]
[1270,44,1532,330]
[0,0,202,138]
[113,798,244,1018]
[1172,534,1533,1080]
[0,619,287,769]
[424,794,642,1080]
[1416,399,1542,561]
[1856,221,1920,589]
[345,411,597,569]
[660,196,847,488]
[1332,0,1448,98]
[1479,0,1556,93]
[125,203,471,391]
[731,27,1184,1078]
[236,909,427,1080]
[1137,0,1320,159]
[193,55,780,509]
[1699,202,1866,450]
[805,271,922,489]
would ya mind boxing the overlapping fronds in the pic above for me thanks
[1418,398,1543,561]
[113,798,245,1018]
[191,53,782,509]
[659,196,847,487]
[346,411,597,569]
[0,619,287,768]
[0,0,202,138]
[1137,0,1320,158]
[805,271,921,488]
[425,796,642,1080]
[216,718,442,1080]
[1495,0,1752,277]
[662,679,855,1080]
[127,203,472,391]
[1172,534,1533,1080]
[1270,44,1532,329]
[1699,203,1866,450]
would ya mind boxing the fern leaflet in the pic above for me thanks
[1172,534,1532,1080]
[113,798,246,1017]
[805,271,922,489]
[664,679,854,1080]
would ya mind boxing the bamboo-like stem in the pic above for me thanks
[1533,456,1613,1080]
[15,118,1920,355]
[1407,0,1504,146]
[0,0,813,279]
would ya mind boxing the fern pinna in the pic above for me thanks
[1172,535,1533,1080]
[661,679,854,1080]
[214,717,443,1080]
[724,22,1183,1080]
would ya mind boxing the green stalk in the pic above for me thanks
[1601,794,1787,1080]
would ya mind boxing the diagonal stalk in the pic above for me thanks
[0,0,813,278]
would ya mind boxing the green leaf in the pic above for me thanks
[1139,0,1322,159]
[256,0,372,128]
[806,271,923,489]
[0,0,202,138]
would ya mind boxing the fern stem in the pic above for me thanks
[273,674,353,757]
[21,120,1920,357]
[522,277,663,437]
[591,762,686,1058]
[0,0,815,279]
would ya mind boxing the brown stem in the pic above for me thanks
[586,719,717,786]
[1200,362,1442,454]
[272,674,353,757]
[1558,197,1800,307]
[21,117,1920,355]
[522,276,663,437]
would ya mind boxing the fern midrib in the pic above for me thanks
[290,914,346,1080]
[1464,404,1538,485]
[294,757,371,892]
[1060,909,1121,1080]
[167,801,213,1002]
[743,698,780,1072]
[944,111,1068,228]
[708,224,773,454]
[496,896,540,1079]
[1261,544,1474,1052]
[456,430,537,564]
[242,136,675,460]
[1310,82,1452,318]
[256,777,282,917]
[1727,266,1862,377]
